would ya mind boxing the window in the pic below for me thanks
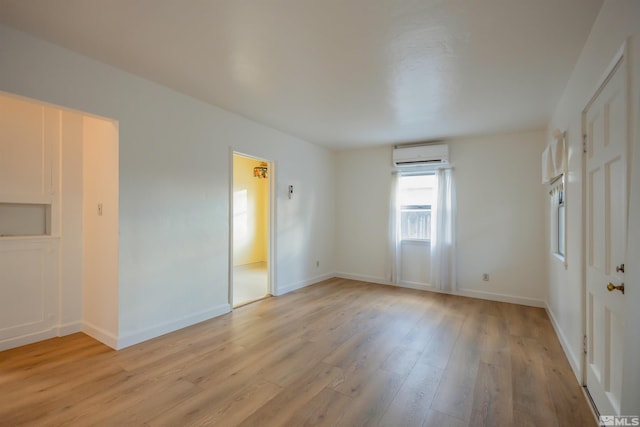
[557,186,565,257]
[398,174,436,241]
[551,174,565,259]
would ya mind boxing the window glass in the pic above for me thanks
[551,175,566,259]
[398,174,435,241]
[558,195,565,257]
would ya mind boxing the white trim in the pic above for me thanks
[0,320,84,351]
[334,272,545,307]
[228,147,234,308]
[334,272,390,286]
[116,303,231,350]
[334,271,427,290]
[454,288,546,308]
[580,39,629,388]
[275,273,334,296]
[57,321,82,336]
[552,252,566,265]
[268,161,277,297]
[83,321,118,349]
[545,303,582,383]
[229,150,276,308]
[0,328,57,351]
[397,280,435,291]
[581,40,627,113]
[401,239,431,246]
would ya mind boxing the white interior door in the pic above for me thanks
[584,49,628,416]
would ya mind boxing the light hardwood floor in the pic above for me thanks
[0,279,595,426]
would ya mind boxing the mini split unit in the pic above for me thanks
[392,144,449,167]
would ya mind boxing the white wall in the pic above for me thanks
[453,131,547,304]
[401,242,431,287]
[335,146,393,283]
[82,116,119,346]
[0,24,336,348]
[546,0,640,414]
[335,130,547,306]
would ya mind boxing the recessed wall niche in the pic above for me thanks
[0,203,51,237]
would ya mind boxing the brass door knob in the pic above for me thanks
[607,282,625,294]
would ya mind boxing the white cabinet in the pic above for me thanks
[0,95,61,350]
[0,238,58,346]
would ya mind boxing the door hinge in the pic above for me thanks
[583,334,588,355]
[583,134,588,154]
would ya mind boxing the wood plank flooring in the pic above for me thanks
[0,278,595,426]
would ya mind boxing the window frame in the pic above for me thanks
[399,204,432,243]
[397,172,436,244]
[557,192,565,257]
[550,174,567,264]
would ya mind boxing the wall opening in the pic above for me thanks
[0,91,119,350]
[231,153,271,307]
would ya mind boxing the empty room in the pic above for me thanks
[0,1,639,426]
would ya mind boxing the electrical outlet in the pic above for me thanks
[482,273,490,281]
[316,260,320,268]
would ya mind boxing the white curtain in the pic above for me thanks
[388,173,401,284]
[431,168,456,291]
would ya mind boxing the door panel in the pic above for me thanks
[584,52,627,416]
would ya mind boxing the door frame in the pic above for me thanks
[228,149,276,308]
[580,40,630,393]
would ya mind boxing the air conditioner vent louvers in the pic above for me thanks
[392,144,449,167]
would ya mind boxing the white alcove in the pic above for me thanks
[0,92,119,350]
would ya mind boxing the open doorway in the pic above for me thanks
[231,153,271,307]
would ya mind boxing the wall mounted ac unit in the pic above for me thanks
[392,144,449,167]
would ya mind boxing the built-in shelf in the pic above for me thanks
[0,202,51,237]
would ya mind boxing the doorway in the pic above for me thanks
[583,43,628,416]
[231,153,271,307]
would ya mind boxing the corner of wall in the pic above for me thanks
[275,272,336,296]
[115,303,231,350]
[545,302,582,382]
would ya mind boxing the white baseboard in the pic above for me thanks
[116,303,231,350]
[335,272,435,292]
[545,302,582,382]
[454,288,546,308]
[334,272,545,308]
[57,321,83,336]
[275,272,335,296]
[334,272,391,286]
[398,280,436,291]
[83,321,118,349]
[0,321,84,351]
[0,328,57,352]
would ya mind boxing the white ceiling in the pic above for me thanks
[0,0,602,149]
